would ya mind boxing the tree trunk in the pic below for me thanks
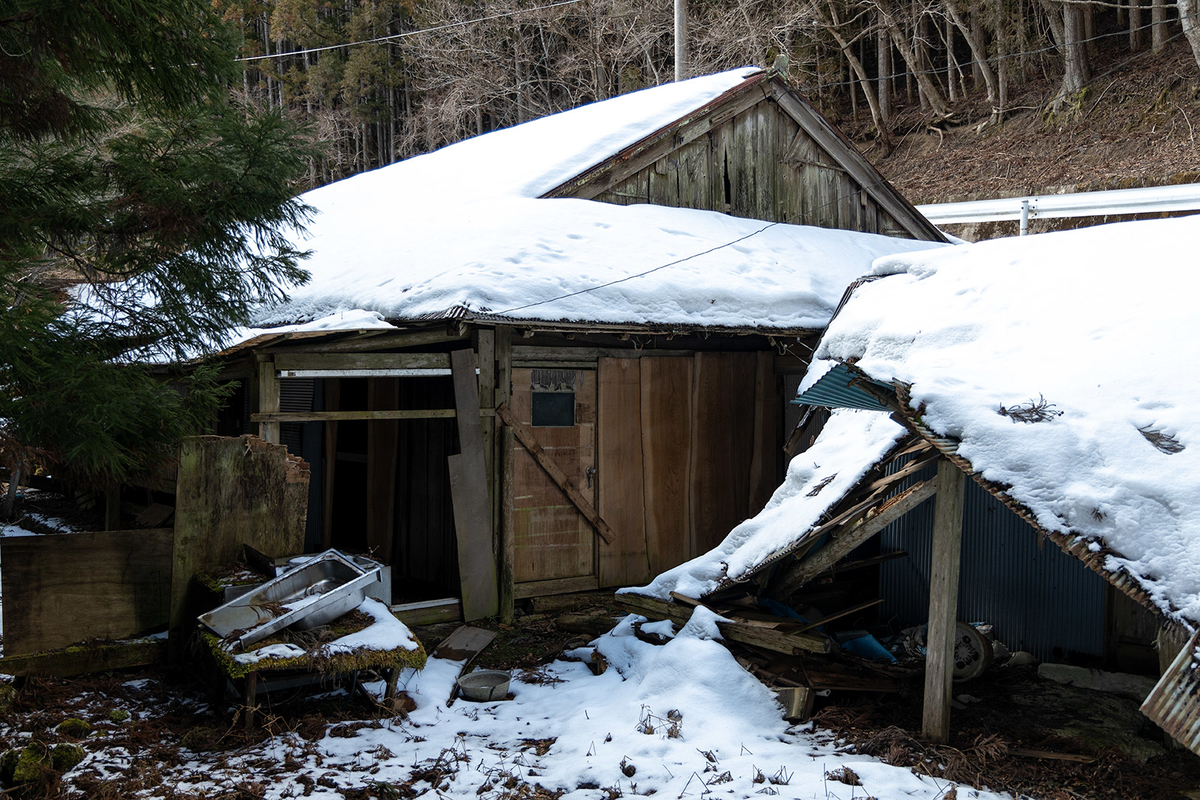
[878,28,891,121]
[882,9,953,116]
[1062,4,1091,95]
[947,1,997,103]
[1152,0,1168,51]
[822,1,893,151]
[1180,0,1200,69]
[1130,0,1144,51]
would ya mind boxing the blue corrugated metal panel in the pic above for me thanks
[878,456,1107,663]
[793,363,893,411]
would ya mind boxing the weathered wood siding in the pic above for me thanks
[587,101,908,237]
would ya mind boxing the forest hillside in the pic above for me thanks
[222,0,1200,208]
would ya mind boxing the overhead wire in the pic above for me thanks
[236,0,585,62]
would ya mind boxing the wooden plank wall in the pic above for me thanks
[2,529,174,655]
[640,357,693,577]
[689,353,758,555]
[597,358,648,587]
[170,435,309,658]
[594,100,909,236]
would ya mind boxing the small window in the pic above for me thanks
[532,391,575,427]
[530,368,578,427]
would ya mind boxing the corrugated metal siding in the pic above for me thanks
[1142,630,1200,755]
[879,456,1107,663]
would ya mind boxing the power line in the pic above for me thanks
[237,0,585,63]
[495,220,783,315]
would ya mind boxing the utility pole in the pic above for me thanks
[675,0,687,81]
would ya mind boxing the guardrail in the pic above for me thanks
[916,183,1200,234]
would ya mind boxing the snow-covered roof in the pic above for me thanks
[806,214,1200,626]
[233,69,946,342]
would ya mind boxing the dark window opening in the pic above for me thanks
[532,391,575,427]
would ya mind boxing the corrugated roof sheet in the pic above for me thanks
[793,362,894,411]
[1143,630,1200,754]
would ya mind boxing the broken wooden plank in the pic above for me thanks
[774,478,936,596]
[817,550,907,577]
[614,593,831,655]
[1009,748,1096,763]
[451,350,499,622]
[434,625,498,707]
[496,402,615,544]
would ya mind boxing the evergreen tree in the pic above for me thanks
[0,0,312,495]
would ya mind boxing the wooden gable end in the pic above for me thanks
[545,75,945,243]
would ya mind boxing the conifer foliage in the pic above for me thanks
[0,0,313,493]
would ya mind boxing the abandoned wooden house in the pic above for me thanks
[198,67,947,624]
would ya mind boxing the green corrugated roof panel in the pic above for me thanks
[793,362,893,411]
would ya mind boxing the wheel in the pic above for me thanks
[951,622,992,682]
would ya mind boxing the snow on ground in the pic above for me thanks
[629,409,907,601]
[808,214,1200,625]
[60,608,1010,800]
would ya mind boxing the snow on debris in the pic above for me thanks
[628,408,908,601]
[812,214,1200,624]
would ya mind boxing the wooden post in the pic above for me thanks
[495,329,515,623]
[477,328,496,513]
[450,348,499,621]
[256,354,281,445]
[922,457,966,743]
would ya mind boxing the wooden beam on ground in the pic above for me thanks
[390,598,463,626]
[922,458,967,744]
[0,639,166,678]
[495,403,615,544]
[775,479,936,596]
[450,349,499,621]
[614,593,831,655]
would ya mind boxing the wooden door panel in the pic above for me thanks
[511,368,596,584]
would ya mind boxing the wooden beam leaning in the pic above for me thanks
[922,458,967,744]
[774,479,936,597]
[495,403,615,545]
[614,592,831,655]
[450,349,499,621]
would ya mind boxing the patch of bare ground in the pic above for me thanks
[813,664,1200,800]
[828,39,1200,207]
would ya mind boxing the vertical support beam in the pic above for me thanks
[450,348,499,621]
[495,329,515,623]
[922,457,966,743]
[256,354,281,445]
[477,328,496,510]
